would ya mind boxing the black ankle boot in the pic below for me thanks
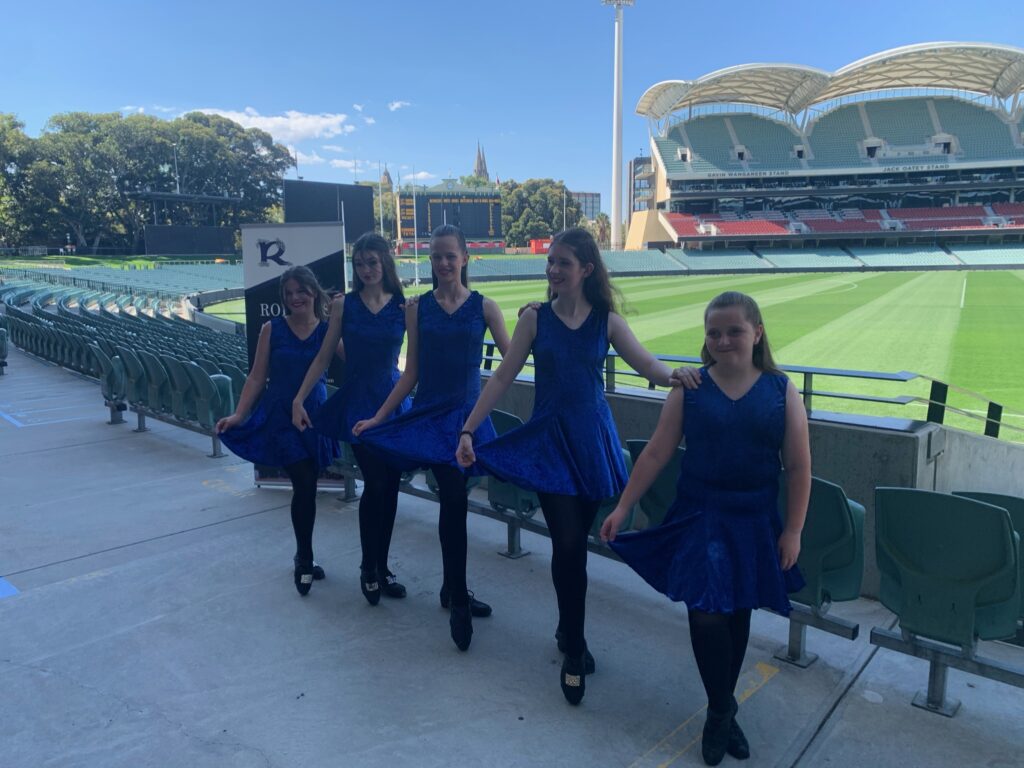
[701,699,736,766]
[727,697,750,760]
[449,595,473,651]
[360,568,381,606]
[560,653,586,705]
[293,559,314,596]
[555,630,596,674]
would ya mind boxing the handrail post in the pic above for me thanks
[483,341,495,371]
[802,371,813,414]
[927,381,948,425]
[605,354,616,394]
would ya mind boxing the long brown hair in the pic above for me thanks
[350,232,404,300]
[547,228,622,314]
[700,291,781,373]
[279,265,329,321]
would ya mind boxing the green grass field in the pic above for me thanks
[206,270,1024,440]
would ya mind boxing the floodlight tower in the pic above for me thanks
[604,0,634,249]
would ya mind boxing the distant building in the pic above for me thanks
[627,156,652,224]
[570,191,601,221]
[474,142,490,182]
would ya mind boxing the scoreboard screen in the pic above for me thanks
[398,192,502,240]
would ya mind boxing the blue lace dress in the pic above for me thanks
[609,369,804,615]
[359,290,495,471]
[220,317,340,469]
[313,292,410,442]
[473,303,627,500]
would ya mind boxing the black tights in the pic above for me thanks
[351,444,402,575]
[431,464,469,602]
[283,458,318,563]
[687,609,752,714]
[538,492,601,658]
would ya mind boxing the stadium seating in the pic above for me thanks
[864,99,935,146]
[625,440,684,528]
[727,114,805,170]
[932,98,1022,160]
[668,249,771,271]
[953,491,1024,624]
[805,105,868,167]
[774,476,865,667]
[760,248,860,269]
[870,488,1023,716]
[848,246,958,268]
[681,116,740,173]
[602,250,686,273]
[950,245,1024,267]
[663,213,700,238]
[0,325,8,374]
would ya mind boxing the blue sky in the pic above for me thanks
[6,0,1022,213]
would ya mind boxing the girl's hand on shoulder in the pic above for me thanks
[517,301,542,318]
[778,530,801,571]
[216,413,242,434]
[292,401,312,431]
[670,366,701,389]
[599,507,629,543]
[352,416,380,437]
[402,294,421,310]
[455,434,476,468]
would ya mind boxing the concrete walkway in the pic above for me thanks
[1,347,1021,768]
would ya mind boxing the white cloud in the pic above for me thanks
[291,149,326,166]
[404,170,436,181]
[353,103,364,112]
[363,116,376,125]
[387,100,411,112]
[151,105,177,114]
[329,158,369,171]
[194,107,354,142]
[322,145,346,153]
[119,105,145,114]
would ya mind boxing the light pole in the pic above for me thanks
[171,142,181,194]
[603,0,634,249]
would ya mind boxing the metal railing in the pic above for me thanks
[480,342,1024,441]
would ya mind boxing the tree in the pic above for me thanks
[356,180,398,240]
[459,174,490,188]
[0,114,35,246]
[500,178,582,246]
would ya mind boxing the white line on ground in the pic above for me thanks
[960,275,967,309]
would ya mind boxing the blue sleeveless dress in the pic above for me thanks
[359,290,496,471]
[609,369,804,615]
[220,317,340,469]
[313,292,410,442]
[473,303,627,500]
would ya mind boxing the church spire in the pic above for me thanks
[473,141,489,182]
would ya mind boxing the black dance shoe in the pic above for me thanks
[380,569,407,599]
[560,653,586,705]
[449,598,473,651]
[440,585,492,617]
[554,630,596,675]
[701,700,737,766]
[293,559,315,596]
[727,697,750,760]
[294,556,325,581]
[360,568,381,606]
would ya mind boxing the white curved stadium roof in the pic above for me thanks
[637,42,1024,119]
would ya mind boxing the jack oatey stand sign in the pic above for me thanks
[240,222,348,487]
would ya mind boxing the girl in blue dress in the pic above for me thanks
[455,228,681,705]
[292,233,411,606]
[216,266,341,596]
[352,224,511,652]
[600,291,810,766]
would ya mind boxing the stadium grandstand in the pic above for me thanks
[627,42,1024,255]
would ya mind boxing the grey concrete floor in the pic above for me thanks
[1,347,1022,768]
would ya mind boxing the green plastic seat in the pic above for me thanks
[160,354,197,421]
[115,345,149,407]
[195,358,221,376]
[89,344,126,403]
[626,439,685,528]
[954,491,1024,621]
[875,488,1020,650]
[780,476,864,611]
[0,327,7,374]
[485,410,540,519]
[136,349,173,414]
[219,363,248,401]
[182,361,235,430]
